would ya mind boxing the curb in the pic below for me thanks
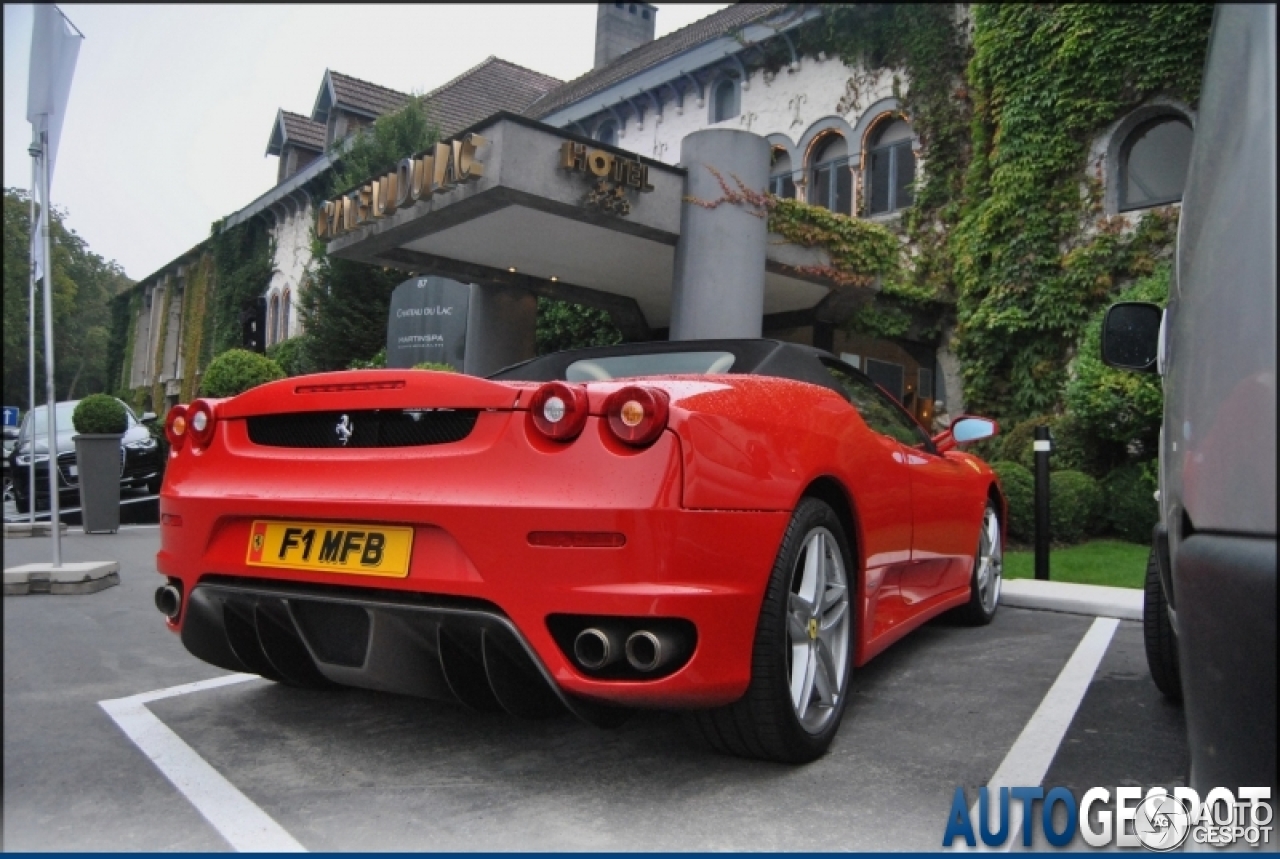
[5,521,70,538]
[3,561,121,596]
[999,577,1142,621]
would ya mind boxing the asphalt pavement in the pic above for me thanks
[3,523,1189,851]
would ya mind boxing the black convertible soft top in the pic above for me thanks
[487,339,852,400]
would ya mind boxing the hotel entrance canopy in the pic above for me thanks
[323,114,858,340]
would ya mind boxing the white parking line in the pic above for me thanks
[960,616,1120,851]
[99,674,306,853]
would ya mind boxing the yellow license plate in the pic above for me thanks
[246,520,413,578]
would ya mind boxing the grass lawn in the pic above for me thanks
[1003,539,1149,589]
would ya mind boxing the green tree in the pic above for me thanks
[536,298,622,355]
[3,187,131,407]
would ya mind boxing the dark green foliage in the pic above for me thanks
[1101,461,1159,544]
[4,188,132,406]
[536,298,622,355]
[347,348,387,370]
[266,337,318,377]
[1066,263,1168,457]
[1050,470,1103,544]
[413,361,456,372]
[302,97,439,372]
[200,349,285,397]
[991,460,1034,543]
[952,4,1211,419]
[72,393,127,435]
[209,218,274,357]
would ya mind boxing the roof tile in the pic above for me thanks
[421,56,562,138]
[328,70,411,117]
[525,3,790,120]
[280,111,326,151]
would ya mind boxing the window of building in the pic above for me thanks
[1119,116,1193,211]
[268,294,281,347]
[595,119,617,147]
[281,289,291,341]
[711,78,739,123]
[769,148,796,198]
[865,118,915,215]
[808,133,852,214]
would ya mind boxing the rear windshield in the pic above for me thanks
[565,351,735,381]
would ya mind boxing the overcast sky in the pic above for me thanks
[4,4,727,282]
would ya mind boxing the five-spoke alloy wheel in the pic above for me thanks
[692,497,854,763]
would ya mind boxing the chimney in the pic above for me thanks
[595,3,657,69]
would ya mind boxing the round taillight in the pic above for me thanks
[604,386,669,447]
[188,400,217,449]
[165,405,188,451]
[529,382,589,442]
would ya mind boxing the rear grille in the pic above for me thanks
[246,409,479,448]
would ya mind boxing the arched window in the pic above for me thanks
[1119,116,1193,211]
[595,119,617,147]
[808,133,851,214]
[268,294,280,347]
[864,118,915,215]
[769,148,795,198]
[711,78,739,124]
[281,289,291,341]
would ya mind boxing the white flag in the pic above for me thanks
[27,4,83,280]
[28,4,82,186]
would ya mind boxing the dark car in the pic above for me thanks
[1101,4,1275,795]
[9,399,164,515]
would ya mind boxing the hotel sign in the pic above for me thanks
[559,142,654,217]
[317,133,487,240]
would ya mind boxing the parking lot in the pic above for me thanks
[4,523,1188,851]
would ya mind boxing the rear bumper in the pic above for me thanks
[157,414,792,709]
[1173,532,1277,792]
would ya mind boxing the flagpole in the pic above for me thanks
[28,142,39,526]
[40,130,61,566]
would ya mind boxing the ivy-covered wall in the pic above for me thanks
[796,2,1211,424]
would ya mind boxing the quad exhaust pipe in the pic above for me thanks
[624,628,686,673]
[573,626,625,670]
[155,584,182,619]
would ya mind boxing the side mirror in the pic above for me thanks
[933,416,999,453]
[141,412,158,424]
[1101,301,1162,373]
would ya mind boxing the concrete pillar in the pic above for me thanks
[670,129,769,341]
[462,282,537,377]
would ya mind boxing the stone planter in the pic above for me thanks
[74,433,122,533]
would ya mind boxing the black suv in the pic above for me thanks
[8,399,164,514]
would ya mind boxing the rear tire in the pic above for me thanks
[691,497,854,763]
[953,502,1002,625]
[1143,545,1182,701]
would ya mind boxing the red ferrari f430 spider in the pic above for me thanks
[155,339,1004,762]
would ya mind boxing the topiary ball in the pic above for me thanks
[1049,470,1103,544]
[991,460,1034,544]
[200,349,285,398]
[72,393,128,435]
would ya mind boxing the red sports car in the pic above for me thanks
[155,339,1004,762]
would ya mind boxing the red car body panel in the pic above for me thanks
[158,367,999,709]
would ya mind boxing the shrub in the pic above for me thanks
[1066,264,1168,455]
[999,413,1113,476]
[348,348,387,370]
[200,349,285,397]
[991,461,1034,543]
[998,415,1051,470]
[1101,461,1159,544]
[72,394,127,435]
[413,361,456,372]
[1050,470,1103,544]
[267,336,318,377]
